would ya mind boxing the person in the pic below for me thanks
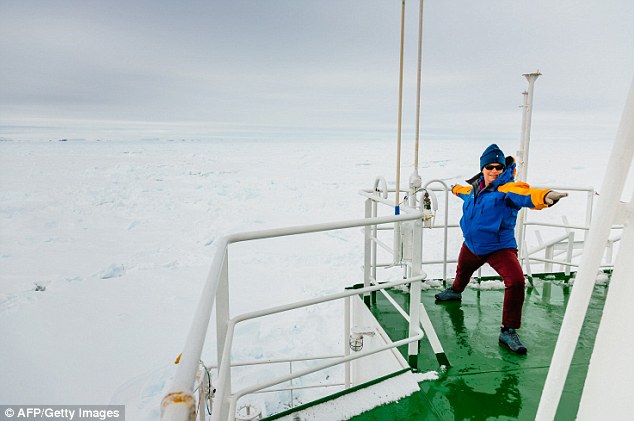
[435,144,567,354]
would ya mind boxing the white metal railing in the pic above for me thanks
[518,185,622,275]
[363,181,597,286]
[203,354,347,412]
[160,210,428,421]
[360,183,450,368]
[360,179,454,284]
[222,277,426,420]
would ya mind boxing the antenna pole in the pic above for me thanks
[409,0,425,203]
[516,71,541,259]
[395,0,406,214]
[413,0,424,175]
[517,71,541,182]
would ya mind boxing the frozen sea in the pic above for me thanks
[0,137,625,419]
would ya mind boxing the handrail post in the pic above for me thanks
[198,365,210,421]
[371,200,378,304]
[565,232,575,276]
[364,198,373,306]
[516,71,541,260]
[421,180,451,285]
[585,189,594,242]
[544,245,554,273]
[214,254,231,421]
[407,218,424,369]
[442,187,449,284]
[344,296,351,389]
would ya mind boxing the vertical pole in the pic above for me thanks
[364,199,372,306]
[516,72,541,261]
[394,0,406,215]
[393,222,402,266]
[371,201,378,305]
[585,189,594,242]
[516,90,530,181]
[536,76,634,421]
[410,0,425,195]
[518,71,541,182]
[545,245,554,273]
[344,296,351,389]
[214,254,230,421]
[393,0,406,273]
[565,232,575,276]
[413,0,424,173]
[216,253,230,374]
[407,219,423,369]
[442,188,449,285]
[577,194,634,420]
[522,237,534,284]
[289,361,294,408]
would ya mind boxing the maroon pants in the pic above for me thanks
[452,243,525,329]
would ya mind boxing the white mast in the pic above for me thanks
[409,0,425,204]
[394,0,406,214]
[516,71,541,182]
[516,71,541,258]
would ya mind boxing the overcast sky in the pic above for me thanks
[1,0,632,142]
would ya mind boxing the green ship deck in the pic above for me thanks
[348,274,609,421]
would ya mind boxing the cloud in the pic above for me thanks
[0,0,632,141]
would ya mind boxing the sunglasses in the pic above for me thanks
[484,164,505,171]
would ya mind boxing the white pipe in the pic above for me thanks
[379,289,410,321]
[523,222,590,231]
[364,199,373,290]
[231,276,424,326]
[413,0,425,175]
[373,176,389,199]
[209,354,344,369]
[371,236,395,255]
[229,212,423,243]
[230,332,426,419]
[536,76,634,420]
[516,72,541,258]
[516,90,529,181]
[418,303,444,356]
[518,71,541,182]
[359,190,419,213]
[395,0,406,212]
[344,296,351,389]
[527,257,579,268]
[250,382,346,394]
[577,197,634,419]
[371,201,378,284]
[162,240,229,402]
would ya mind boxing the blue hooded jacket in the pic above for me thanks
[452,160,552,255]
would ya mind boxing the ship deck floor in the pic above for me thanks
[351,275,609,420]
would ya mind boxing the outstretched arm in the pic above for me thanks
[451,184,472,201]
[499,182,567,210]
